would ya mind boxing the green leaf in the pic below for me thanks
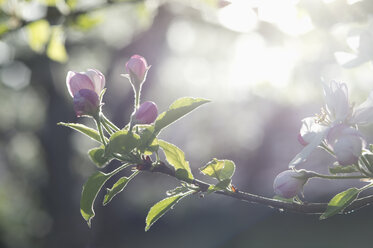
[80,171,112,226]
[329,165,359,174]
[320,187,359,220]
[88,146,112,168]
[166,185,189,196]
[145,191,193,231]
[105,130,140,156]
[207,179,231,193]
[369,144,373,153]
[154,97,210,133]
[27,20,51,53]
[47,26,68,63]
[138,125,159,155]
[103,171,138,206]
[200,159,235,181]
[80,165,128,226]
[58,122,107,143]
[158,140,194,182]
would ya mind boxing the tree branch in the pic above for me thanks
[145,161,373,215]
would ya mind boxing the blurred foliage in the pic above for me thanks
[1,0,373,247]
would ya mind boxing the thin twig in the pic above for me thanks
[147,161,373,215]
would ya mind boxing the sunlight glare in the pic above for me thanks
[230,34,298,97]
[257,0,313,36]
[217,0,257,33]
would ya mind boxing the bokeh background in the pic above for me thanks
[1,0,373,247]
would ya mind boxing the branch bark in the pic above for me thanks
[147,161,373,215]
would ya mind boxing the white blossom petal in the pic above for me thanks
[289,128,329,168]
[323,81,350,122]
[352,91,373,125]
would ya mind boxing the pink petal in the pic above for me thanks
[67,72,95,97]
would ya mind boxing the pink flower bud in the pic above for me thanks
[73,89,100,117]
[327,124,364,166]
[273,170,308,198]
[66,69,105,98]
[134,101,158,124]
[125,55,150,87]
[66,69,105,117]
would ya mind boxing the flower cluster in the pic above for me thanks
[65,55,157,124]
[274,81,373,198]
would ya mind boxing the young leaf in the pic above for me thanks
[320,187,359,220]
[105,130,140,156]
[158,140,194,182]
[58,122,107,143]
[207,179,232,193]
[102,171,139,206]
[88,146,113,168]
[200,159,235,181]
[138,125,159,155]
[80,171,113,227]
[80,165,127,226]
[145,191,193,231]
[166,185,190,196]
[154,97,210,133]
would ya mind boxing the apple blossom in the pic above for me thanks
[322,81,351,123]
[297,117,327,146]
[273,170,308,198]
[66,69,105,117]
[134,101,158,124]
[327,124,364,166]
[290,81,373,167]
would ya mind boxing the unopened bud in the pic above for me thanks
[134,101,158,124]
[73,89,100,117]
[273,170,308,198]
[125,55,150,88]
[66,69,105,97]
[66,69,105,117]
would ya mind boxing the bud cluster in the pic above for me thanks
[65,55,157,124]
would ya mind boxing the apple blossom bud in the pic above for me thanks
[66,69,105,97]
[125,55,150,88]
[134,101,158,124]
[273,170,308,198]
[327,124,364,166]
[66,69,105,117]
[73,89,100,117]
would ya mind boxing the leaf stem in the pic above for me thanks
[100,116,113,135]
[319,142,335,157]
[102,114,120,132]
[309,172,369,180]
[95,116,107,146]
